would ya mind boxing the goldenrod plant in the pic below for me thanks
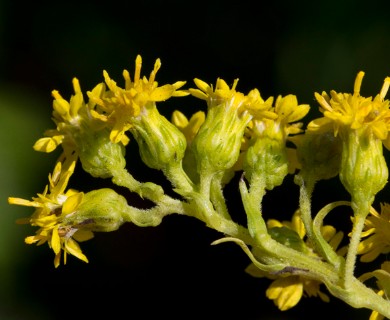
[8,55,390,319]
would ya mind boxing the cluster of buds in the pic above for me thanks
[8,55,390,319]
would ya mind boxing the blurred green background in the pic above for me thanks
[1,0,390,319]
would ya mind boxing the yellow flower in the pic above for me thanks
[8,154,93,267]
[241,94,309,189]
[247,94,310,141]
[33,78,100,155]
[171,110,205,145]
[307,71,390,145]
[189,78,276,120]
[246,210,345,310]
[307,72,390,211]
[188,78,251,173]
[190,78,243,112]
[189,78,282,174]
[357,203,390,262]
[87,55,189,144]
[265,275,330,311]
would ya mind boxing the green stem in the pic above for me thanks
[239,173,268,238]
[210,172,231,220]
[163,161,195,194]
[326,276,390,318]
[111,167,141,191]
[343,207,367,289]
[186,191,253,244]
[199,172,213,197]
[121,196,188,227]
[111,167,165,203]
[295,174,316,245]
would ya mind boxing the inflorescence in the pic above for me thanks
[8,55,390,319]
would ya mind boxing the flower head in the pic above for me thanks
[8,154,93,267]
[242,94,309,189]
[33,78,93,156]
[246,94,309,141]
[87,55,189,144]
[189,78,279,174]
[357,203,390,262]
[308,71,390,145]
[308,72,390,210]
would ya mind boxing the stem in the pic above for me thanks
[343,208,367,289]
[121,196,188,227]
[199,172,213,197]
[210,172,231,220]
[326,276,390,318]
[111,167,166,203]
[186,191,253,245]
[111,167,142,191]
[295,174,316,245]
[163,161,195,193]
[239,173,268,238]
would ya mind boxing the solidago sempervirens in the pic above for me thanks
[7,55,390,318]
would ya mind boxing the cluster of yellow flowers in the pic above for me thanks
[8,55,390,319]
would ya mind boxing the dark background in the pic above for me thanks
[1,0,390,319]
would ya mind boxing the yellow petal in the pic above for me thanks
[149,85,175,101]
[372,121,388,140]
[69,92,84,119]
[188,88,208,100]
[193,78,210,93]
[54,253,61,268]
[8,197,42,207]
[73,230,94,242]
[62,192,84,216]
[288,104,310,123]
[267,219,283,228]
[25,235,45,244]
[188,111,205,132]
[87,83,106,108]
[33,136,64,153]
[65,238,89,263]
[52,97,70,118]
[51,226,61,255]
[266,277,303,311]
[171,110,189,129]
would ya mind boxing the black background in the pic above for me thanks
[1,0,390,319]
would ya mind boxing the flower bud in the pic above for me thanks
[76,127,126,178]
[131,107,187,171]
[61,188,127,232]
[192,102,251,174]
[243,120,288,190]
[291,131,342,182]
[340,129,388,210]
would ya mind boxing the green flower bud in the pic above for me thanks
[131,108,187,171]
[291,131,342,182]
[340,129,388,210]
[76,127,126,179]
[192,103,251,174]
[62,188,127,232]
[243,130,288,191]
